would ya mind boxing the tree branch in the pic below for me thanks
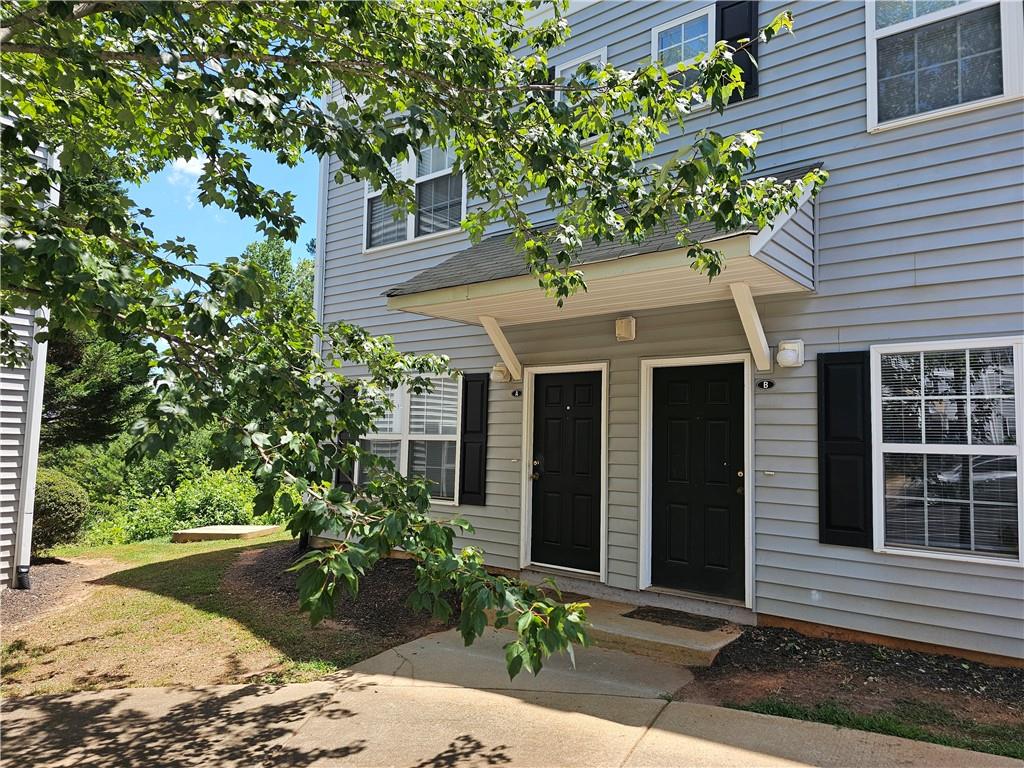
[0,2,104,44]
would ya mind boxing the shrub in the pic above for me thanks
[43,427,220,509]
[120,428,217,499]
[32,468,90,553]
[43,441,129,507]
[81,467,259,545]
[80,501,133,546]
[161,467,257,529]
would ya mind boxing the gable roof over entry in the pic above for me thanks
[386,164,819,328]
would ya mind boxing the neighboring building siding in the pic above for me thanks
[0,309,46,588]
[320,1,1024,656]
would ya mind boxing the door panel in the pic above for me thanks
[651,364,745,599]
[531,371,602,572]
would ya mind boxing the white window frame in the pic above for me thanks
[865,0,1024,133]
[870,336,1024,567]
[362,150,468,253]
[357,379,462,506]
[650,5,717,77]
[554,47,608,103]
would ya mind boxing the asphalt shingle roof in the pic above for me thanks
[386,164,820,298]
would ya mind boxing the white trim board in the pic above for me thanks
[13,307,49,576]
[554,46,608,102]
[638,353,755,609]
[519,361,610,583]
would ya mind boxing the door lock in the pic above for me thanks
[737,470,744,478]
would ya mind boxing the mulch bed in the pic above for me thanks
[224,543,456,643]
[0,558,95,629]
[687,624,1024,740]
[701,626,1024,706]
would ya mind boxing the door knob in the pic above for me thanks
[530,472,541,481]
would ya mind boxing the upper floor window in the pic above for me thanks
[365,146,464,250]
[651,6,715,85]
[872,338,1022,564]
[867,0,1024,132]
[554,48,607,103]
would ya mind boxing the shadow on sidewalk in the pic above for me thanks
[2,676,368,768]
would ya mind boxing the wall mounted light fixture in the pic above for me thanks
[776,339,805,368]
[615,316,636,342]
[490,362,512,383]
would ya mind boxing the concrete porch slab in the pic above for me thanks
[170,524,281,543]
[489,593,743,667]
[583,598,744,666]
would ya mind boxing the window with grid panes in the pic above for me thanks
[356,377,460,501]
[868,1,1023,129]
[365,146,463,248]
[876,341,1021,559]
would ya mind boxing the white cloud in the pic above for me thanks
[166,156,206,209]
[167,156,205,186]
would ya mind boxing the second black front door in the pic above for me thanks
[651,363,745,600]
[531,371,602,572]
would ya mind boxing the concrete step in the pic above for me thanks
[491,596,742,667]
[582,598,743,666]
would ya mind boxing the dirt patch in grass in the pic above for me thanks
[1,538,453,697]
[686,625,1024,759]
[1,558,115,629]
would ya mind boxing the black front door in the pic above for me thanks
[651,363,745,599]
[531,371,602,572]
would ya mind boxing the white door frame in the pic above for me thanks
[638,353,754,608]
[519,361,609,582]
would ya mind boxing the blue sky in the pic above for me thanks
[130,150,319,266]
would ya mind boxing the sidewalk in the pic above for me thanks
[3,629,1018,767]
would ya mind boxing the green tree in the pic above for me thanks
[240,236,314,307]
[0,0,825,676]
[41,326,153,451]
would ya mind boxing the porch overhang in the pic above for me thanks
[387,228,807,327]
[387,165,818,374]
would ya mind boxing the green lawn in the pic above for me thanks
[3,535,395,697]
[733,697,1024,760]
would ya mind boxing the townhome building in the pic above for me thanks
[315,0,1024,662]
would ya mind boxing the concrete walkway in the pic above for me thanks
[3,629,1018,768]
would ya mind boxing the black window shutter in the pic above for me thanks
[817,352,873,548]
[716,1,759,100]
[459,373,490,505]
[334,386,359,492]
[543,64,556,107]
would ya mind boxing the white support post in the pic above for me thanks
[729,282,771,372]
[479,315,522,381]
